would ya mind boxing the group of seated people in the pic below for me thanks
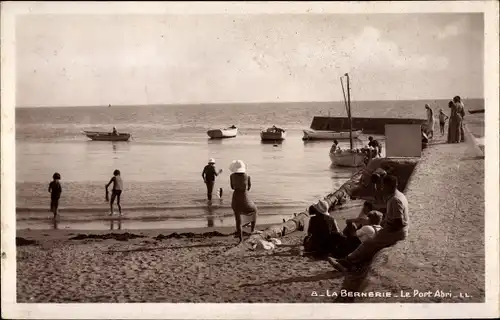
[329,136,382,159]
[303,173,409,272]
[304,200,382,259]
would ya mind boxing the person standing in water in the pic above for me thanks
[105,169,123,215]
[48,172,62,218]
[202,158,222,202]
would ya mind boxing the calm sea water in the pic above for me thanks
[15,99,484,230]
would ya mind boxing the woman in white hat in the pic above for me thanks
[229,160,257,243]
[303,199,339,257]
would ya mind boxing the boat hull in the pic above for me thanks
[303,129,362,140]
[329,150,366,167]
[260,131,286,141]
[468,109,485,114]
[83,130,104,137]
[207,128,238,139]
[86,133,131,141]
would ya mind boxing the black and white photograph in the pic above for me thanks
[2,1,499,319]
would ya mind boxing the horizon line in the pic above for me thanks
[15,97,485,109]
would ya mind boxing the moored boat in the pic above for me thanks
[207,126,238,139]
[303,129,362,141]
[83,131,131,141]
[261,126,286,141]
[467,109,485,114]
[329,73,369,167]
[329,149,366,167]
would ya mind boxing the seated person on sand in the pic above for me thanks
[303,200,383,259]
[343,201,374,230]
[328,175,409,272]
[330,210,383,259]
[303,200,339,258]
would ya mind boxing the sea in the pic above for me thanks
[15,99,484,231]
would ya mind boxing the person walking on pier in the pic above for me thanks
[425,104,435,139]
[447,100,461,143]
[438,109,449,136]
[453,96,466,142]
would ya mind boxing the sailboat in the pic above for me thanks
[329,73,366,167]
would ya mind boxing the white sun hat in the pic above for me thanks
[208,158,216,164]
[229,160,246,173]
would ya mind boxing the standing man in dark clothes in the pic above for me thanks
[368,136,382,157]
[202,158,222,201]
[48,172,62,218]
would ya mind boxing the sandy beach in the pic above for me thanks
[17,227,344,303]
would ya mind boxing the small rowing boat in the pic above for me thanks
[83,131,131,141]
[329,149,366,167]
[302,129,362,141]
[207,126,238,139]
[260,126,286,141]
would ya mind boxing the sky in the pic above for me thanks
[16,13,484,107]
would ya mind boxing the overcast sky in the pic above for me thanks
[16,13,483,107]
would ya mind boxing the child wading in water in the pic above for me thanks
[48,172,62,218]
[105,169,123,216]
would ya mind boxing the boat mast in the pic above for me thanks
[345,73,354,150]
